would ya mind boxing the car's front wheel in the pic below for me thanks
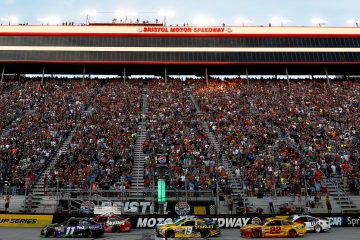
[201,230,210,238]
[314,224,322,233]
[112,226,120,233]
[288,229,297,238]
[84,230,92,238]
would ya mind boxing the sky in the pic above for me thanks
[1,0,360,27]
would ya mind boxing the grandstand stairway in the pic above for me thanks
[25,130,76,213]
[132,83,149,190]
[266,120,360,213]
[189,94,247,211]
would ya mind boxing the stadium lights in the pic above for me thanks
[0,16,18,24]
[192,16,216,26]
[234,18,251,26]
[311,17,328,27]
[37,16,61,25]
[346,19,360,27]
[269,17,293,26]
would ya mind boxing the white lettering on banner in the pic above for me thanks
[347,217,360,227]
[212,218,250,228]
[327,217,343,226]
[99,201,167,214]
[136,218,172,228]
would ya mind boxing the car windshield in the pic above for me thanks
[174,218,187,225]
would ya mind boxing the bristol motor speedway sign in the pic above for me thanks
[135,217,257,228]
[138,26,233,33]
[130,214,360,228]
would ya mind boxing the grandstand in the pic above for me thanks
[0,24,359,215]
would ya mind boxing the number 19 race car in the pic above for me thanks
[156,217,220,238]
[40,217,104,238]
[240,218,306,238]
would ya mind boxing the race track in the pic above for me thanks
[0,228,358,240]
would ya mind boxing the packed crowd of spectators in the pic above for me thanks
[1,77,358,202]
[143,80,233,197]
[48,80,142,192]
[193,79,359,198]
[0,78,95,195]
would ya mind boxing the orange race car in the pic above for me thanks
[240,217,306,238]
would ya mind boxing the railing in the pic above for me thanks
[58,189,214,202]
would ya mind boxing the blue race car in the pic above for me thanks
[41,217,104,238]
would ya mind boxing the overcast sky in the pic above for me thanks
[1,0,360,26]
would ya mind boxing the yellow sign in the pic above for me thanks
[194,206,206,215]
[0,214,53,227]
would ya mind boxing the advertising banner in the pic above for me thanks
[0,214,53,227]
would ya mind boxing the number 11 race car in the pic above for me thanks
[40,217,104,238]
[240,218,306,238]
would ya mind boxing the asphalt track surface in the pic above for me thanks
[0,228,359,240]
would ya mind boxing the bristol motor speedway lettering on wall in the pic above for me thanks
[135,217,253,228]
[140,27,231,33]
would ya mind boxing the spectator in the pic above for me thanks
[326,195,332,213]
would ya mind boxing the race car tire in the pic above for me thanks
[45,229,56,237]
[165,230,175,238]
[252,229,262,238]
[288,229,297,238]
[314,224,322,233]
[84,230,93,238]
[112,226,120,233]
[201,230,210,238]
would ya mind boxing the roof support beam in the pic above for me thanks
[123,67,127,84]
[164,67,168,84]
[0,67,5,84]
[41,67,45,85]
[205,67,209,85]
[286,67,290,85]
[246,68,249,85]
[325,67,330,85]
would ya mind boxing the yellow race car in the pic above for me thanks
[156,217,220,238]
[240,217,306,238]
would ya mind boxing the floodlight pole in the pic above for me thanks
[205,67,209,85]
[164,67,168,84]
[0,67,5,84]
[286,68,290,85]
[325,67,330,85]
[41,67,45,85]
[246,68,249,85]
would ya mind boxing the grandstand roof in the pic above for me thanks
[1,25,360,76]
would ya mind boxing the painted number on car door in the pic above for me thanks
[65,227,76,235]
[184,227,193,235]
[270,226,281,234]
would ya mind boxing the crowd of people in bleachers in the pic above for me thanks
[192,78,359,198]
[0,77,359,204]
[142,80,233,197]
[0,78,95,195]
[45,80,142,192]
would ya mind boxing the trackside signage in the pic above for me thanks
[0,214,53,227]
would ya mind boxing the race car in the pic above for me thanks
[288,215,331,233]
[92,214,131,233]
[240,218,306,238]
[40,217,104,238]
[156,217,220,238]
